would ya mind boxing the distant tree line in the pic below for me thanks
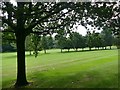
[23,27,118,54]
[1,27,119,53]
[55,28,114,52]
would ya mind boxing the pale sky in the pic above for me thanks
[73,24,102,36]
[74,25,87,36]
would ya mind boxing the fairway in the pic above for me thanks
[2,48,118,88]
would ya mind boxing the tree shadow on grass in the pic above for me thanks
[2,68,118,89]
[59,48,117,54]
[25,70,118,88]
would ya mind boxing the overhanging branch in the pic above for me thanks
[27,3,68,31]
[2,18,16,31]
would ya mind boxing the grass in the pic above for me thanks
[1,47,118,88]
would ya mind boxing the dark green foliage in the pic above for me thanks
[25,35,34,55]
[70,32,86,51]
[80,36,87,50]
[47,35,54,49]
[86,31,94,50]
[92,32,102,49]
[55,35,67,52]
[63,38,72,52]
[2,32,16,52]
[41,35,48,54]
[113,36,120,49]
[100,28,113,49]
[32,34,41,57]
[2,44,16,52]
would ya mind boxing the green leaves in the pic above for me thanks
[31,34,41,57]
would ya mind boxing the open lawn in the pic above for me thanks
[2,48,118,88]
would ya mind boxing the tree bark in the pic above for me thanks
[44,49,47,54]
[68,49,69,52]
[29,50,32,55]
[82,48,84,51]
[110,46,111,49]
[76,48,78,51]
[102,47,104,49]
[61,49,62,53]
[98,47,99,50]
[89,47,91,51]
[15,33,28,87]
[105,46,106,50]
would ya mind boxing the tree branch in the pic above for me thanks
[2,18,16,31]
[27,3,68,31]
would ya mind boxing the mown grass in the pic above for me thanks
[1,47,118,88]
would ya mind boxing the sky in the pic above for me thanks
[73,25,87,36]
[74,25,102,36]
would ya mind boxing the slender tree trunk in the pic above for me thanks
[44,49,46,54]
[15,33,28,87]
[98,47,99,50]
[68,49,69,52]
[105,46,106,50]
[29,50,32,55]
[102,47,104,49]
[61,49,62,53]
[95,47,96,50]
[89,47,91,51]
[110,46,111,49]
[76,48,78,51]
[82,48,84,51]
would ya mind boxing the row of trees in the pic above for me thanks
[25,34,54,55]
[2,27,117,54]
[24,27,118,54]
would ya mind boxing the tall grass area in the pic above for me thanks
[2,47,118,88]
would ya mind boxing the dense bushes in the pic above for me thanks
[1,44,16,52]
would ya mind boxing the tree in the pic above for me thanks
[31,34,41,57]
[2,28,16,52]
[41,35,48,54]
[2,2,84,86]
[101,28,113,49]
[2,2,119,87]
[83,2,119,43]
[86,31,94,50]
[79,36,86,51]
[47,35,54,49]
[25,34,34,55]
[70,32,82,51]
[64,38,72,52]
[113,36,120,49]
[92,31,102,50]
[55,33,67,53]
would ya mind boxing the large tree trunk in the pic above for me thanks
[14,2,29,87]
[15,33,28,87]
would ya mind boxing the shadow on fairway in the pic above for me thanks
[60,48,118,54]
[3,70,117,89]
